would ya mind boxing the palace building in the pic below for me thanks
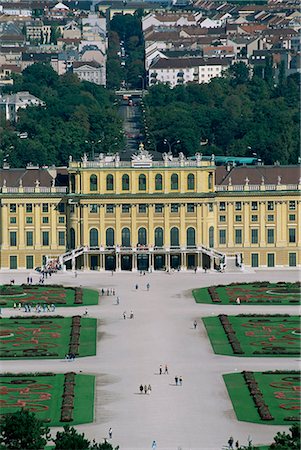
[0,148,300,272]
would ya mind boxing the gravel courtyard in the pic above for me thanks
[0,268,299,450]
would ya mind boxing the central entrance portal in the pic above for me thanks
[171,254,180,269]
[154,254,165,270]
[105,255,116,271]
[137,254,149,271]
[121,255,132,271]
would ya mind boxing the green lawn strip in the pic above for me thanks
[82,288,99,306]
[0,286,99,308]
[192,283,300,305]
[223,373,261,423]
[230,316,300,357]
[78,318,97,357]
[202,317,233,356]
[192,287,212,303]
[223,372,300,425]
[72,374,95,425]
[0,374,95,426]
[203,316,300,357]
[0,374,64,425]
[0,317,72,359]
[254,372,299,423]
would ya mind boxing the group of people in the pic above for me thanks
[139,384,152,394]
[65,353,76,361]
[101,288,115,296]
[158,364,182,385]
[123,310,134,319]
[14,302,56,313]
[228,436,240,449]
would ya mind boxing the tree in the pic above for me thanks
[226,62,250,85]
[269,423,300,450]
[0,409,51,450]
[54,425,119,450]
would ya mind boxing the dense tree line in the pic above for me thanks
[144,64,300,165]
[0,64,124,167]
[107,12,145,89]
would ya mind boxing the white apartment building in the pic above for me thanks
[148,57,231,87]
[72,61,105,86]
[142,12,202,31]
[0,91,45,122]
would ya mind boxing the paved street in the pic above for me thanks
[0,269,300,450]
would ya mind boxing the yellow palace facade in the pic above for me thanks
[0,148,300,272]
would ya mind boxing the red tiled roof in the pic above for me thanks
[216,166,301,186]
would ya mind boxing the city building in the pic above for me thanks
[0,91,45,121]
[0,148,299,271]
[72,61,105,85]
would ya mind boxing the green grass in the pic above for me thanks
[0,285,99,308]
[0,373,94,426]
[193,282,300,305]
[223,372,300,425]
[0,317,97,359]
[203,315,300,357]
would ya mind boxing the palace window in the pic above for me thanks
[289,253,296,267]
[235,202,242,211]
[155,204,163,213]
[122,228,131,247]
[170,227,179,247]
[10,217,16,224]
[58,231,65,246]
[59,216,65,223]
[155,227,164,247]
[289,228,296,243]
[90,228,99,247]
[209,226,214,248]
[122,174,130,191]
[267,228,274,244]
[42,231,49,246]
[106,228,114,247]
[138,227,147,246]
[26,231,33,246]
[10,231,17,247]
[267,201,274,211]
[187,173,195,190]
[219,215,226,222]
[235,215,242,222]
[90,204,99,213]
[289,201,296,210]
[171,173,178,190]
[106,204,115,214]
[267,215,274,222]
[58,203,65,213]
[171,204,179,213]
[42,217,49,224]
[251,229,258,244]
[267,253,275,267]
[42,203,49,213]
[106,174,114,191]
[155,174,163,190]
[26,256,34,270]
[251,215,258,222]
[219,202,226,211]
[10,256,17,270]
[10,204,16,213]
[251,201,258,211]
[122,204,131,213]
[235,229,242,244]
[187,227,196,247]
[26,204,33,213]
[187,203,195,213]
[138,204,147,213]
[251,253,259,267]
[90,174,98,191]
[289,214,295,221]
[219,229,226,245]
[139,174,146,191]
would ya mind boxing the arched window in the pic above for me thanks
[70,175,75,193]
[106,228,115,247]
[122,174,130,191]
[69,228,75,249]
[90,174,97,191]
[139,174,146,191]
[106,174,114,191]
[170,227,179,247]
[138,227,147,245]
[187,227,196,247]
[122,227,131,247]
[171,173,178,190]
[154,227,164,247]
[155,174,162,190]
[208,172,213,190]
[187,173,195,190]
[209,226,214,248]
[89,228,98,247]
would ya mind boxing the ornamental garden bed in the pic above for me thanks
[202,315,300,357]
[0,316,97,359]
[0,285,98,308]
[223,371,300,425]
[0,372,95,426]
[193,282,301,305]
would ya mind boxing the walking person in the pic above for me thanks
[228,436,234,449]
[146,283,150,291]
[175,376,178,385]
[164,364,168,374]
[116,296,120,305]
[148,384,152,394]
[135,284,138,290]
[108,428,113,439]
[144,384,148,394]
[123,311,126,320]
[193,320,197,329]
[139,384,144,394]
[159,365,162,375]
[130,310,134,319]
[179,376,183,386]
[152,440,157,449]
